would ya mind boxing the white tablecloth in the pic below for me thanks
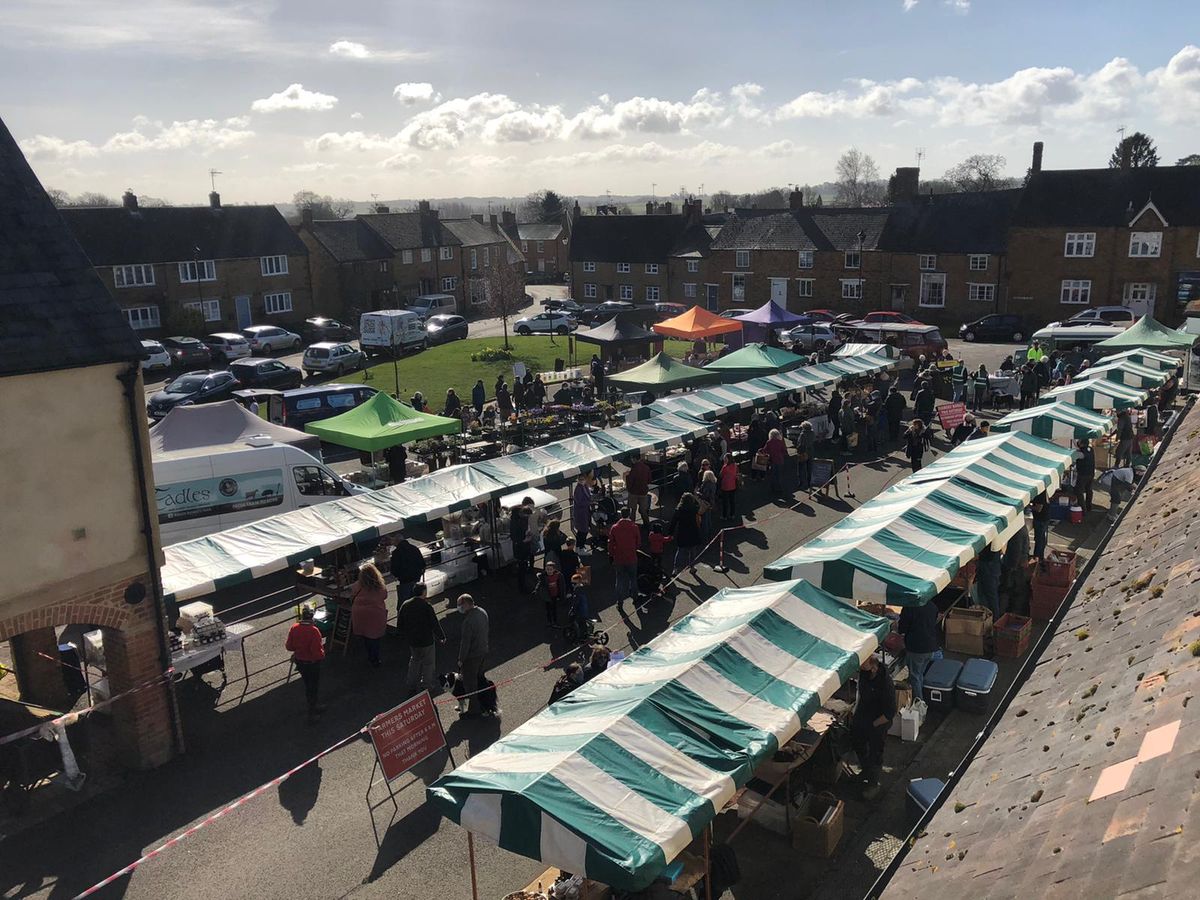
[172,621,254,674]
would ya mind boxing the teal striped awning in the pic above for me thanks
[427,579,888,890]
[1040,378,1148,410]
[992,400,1113,443]
[1098,348,1178,371]
[1077,359,1168,390]
[763,432,1075,605]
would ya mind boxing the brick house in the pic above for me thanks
[506,218,568,277]
[443,215,526,313]
[355,203,449,305]
[0,117,180,769]
[61,192,313,337]
[296,214,397,321]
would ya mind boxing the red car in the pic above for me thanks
[862,311,923,325]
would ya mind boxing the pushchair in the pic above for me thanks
[589,492,619,549]
[563,588,609,645]
[636,548,666,600]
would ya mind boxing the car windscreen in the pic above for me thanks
[166,375,208,392]
[307,347,331,358]
[428,315,455,326]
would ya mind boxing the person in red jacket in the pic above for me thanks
[608,507,641,612]
[286,607,326,721]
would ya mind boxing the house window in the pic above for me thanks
[420,248,431,263]
[439,247,453,261]
[583,261,596,272]
[683,283,697,298]
[1124,282,1157,303]
[260,255,288,276]
[469,280,486,305]
[619,284,634,301]
[841,279,863,301]
[536,240,544,253]
[113,264,155,288]
[441,276,457,292]
[617,262,631,273]
[125,305,160,330]
[797,278,814,298]
[844,250,860,270]
[583,283,597,299]
[798,250,814,269]
[484,247,490,267]
[1060,279,1092,304]
[969,254,989,271]
[379,260,389,273]
[732,274,746,302]
[687,260,700,273]
[918,273,946,307]
[178,259,216,282]
[646,285,660,302]
[919,254,937,271]
[521,241,528,252]
[1128,231,1162,258]
[967,283,995,302]
[470,249,477,270]
[184,298,222,322]
[645,263,659,275]
[735,250,750,269]
[263,291,293,315]
[402,249,413,264]
[1064,232,1095,258]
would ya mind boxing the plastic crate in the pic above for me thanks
[993,613,1032,658]
[1030,576,1069,622]
[1040,550,1078,587]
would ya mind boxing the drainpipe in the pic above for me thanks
[117,363,185,759]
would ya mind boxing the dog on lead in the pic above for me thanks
[440,671,500,717]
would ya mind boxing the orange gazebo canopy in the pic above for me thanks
[652,305,743,340]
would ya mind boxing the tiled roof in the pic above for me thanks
[1013,165,1200,228]
[879,189,1021,254]
[308,219,393,262]
[0,116,143,376]
[712,207,891,252]
[60,204,306,266]
[569,214,711,263]
[439,218,505,247]
[808,208,891,251]
[885,400,1200,899]
[516,222,562,241]
[359,211,440,250]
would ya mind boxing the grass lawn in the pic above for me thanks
[343,336,691,405]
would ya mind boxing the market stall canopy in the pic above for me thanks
[426,579,888,891]
[651,305,743,340]
[1077,358,1168,390]
[472,433,614,494]
[833,343,899,360]
[573,316,661,346]
[1094,316,1196,351]
[592,413,711,456]
[304,391,460,451]
[606,352,721,391]
[991,400,1113,443]
[764,432,1074,605]
[1039,378,1148,411]
[704,343,806,382]
[149,400,321,458]
[732,300,809,342]
[1097,347,1179,371]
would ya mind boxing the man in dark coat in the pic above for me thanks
[852,654,896,799]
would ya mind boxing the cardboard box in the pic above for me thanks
[945,630,990,656]
[792,792,844,857]
[945,606,992,637]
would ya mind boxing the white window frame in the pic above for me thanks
[178,259,216,283]
[184,298,222,322]
[439,246,453,261]
[402,249,413,264]
[683,282,697,298]
[441,275,458,292]
[263,291,293,315]
[968,254,989,271]
[645,263,659,275]
[918,254,937,271]
[113,264,155,288]
[260,255,288,276]
[583,261,596,272]
[617,262,631,273]
[967,282,995,303]
[798,250,814,269]
[645,285,661,302]
[735,250,750,269]
[521,241,529,252]
[1123,282,1157,303]
[844,250,861,270]
[420,248,432,263]
[125,305,160,330]
[619,284,634,301]
[1060,279,1092,305]
[797,278,814,299]
[483,246,490,267]
[470,248,477,270]
[583,283,597,299]
[536,240,544,253]
[379,260,389,273]
[841,278,863,301]
[1128,231,1162,258]
[687,260,700,273]
[1064,232,1096,258]
[918,273,946,308]
[469,279,486,305]
[731,273,746,302]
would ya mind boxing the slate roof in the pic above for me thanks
[516,222,562,242]
[569,214,711,263]
[359,211,440,250]
[60,204,306,266]
[0,117,143,377]
[884,400,1200,899]
[308,218,393,262]
[439,218,505,247]
[1013,165,1200,228]
[712,207,891,252]
[879,189,1021,254]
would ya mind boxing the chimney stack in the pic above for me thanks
[375,204,390,213]
[301,207,313,229]
[489,213,498,231]
[501,210,517,229]
[573,200,582,220]
[471,213,484,224]
[890,167,920,204]
[122,190,138,210]
[1120,140,1132,170]
[684,197,704,226]
[1031,141,1044,174]
[789,187,804,209]
[209,191,221,209]
[645,201,655,215]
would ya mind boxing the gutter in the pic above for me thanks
[117,362,185,760]
[864,392,1196,899]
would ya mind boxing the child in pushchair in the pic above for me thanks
[589,488,619,549]
[563,573,609,645]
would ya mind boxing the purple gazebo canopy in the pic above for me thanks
[734,300,809,344]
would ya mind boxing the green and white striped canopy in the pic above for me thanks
[1098,348,1178,371]
[1040,378,1148,410]
[834,343,899,360]
[991,400,1113,444]
[763,432,1074,605]
[472,434,613,493]
[1077,359,1168,390]
[594,413,711,456]
[426,579,888,890]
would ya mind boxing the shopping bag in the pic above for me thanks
[752,451,769,471]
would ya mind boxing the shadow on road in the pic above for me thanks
[278,761,323,825]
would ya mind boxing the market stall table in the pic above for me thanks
[171,621,255,683]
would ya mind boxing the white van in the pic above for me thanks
[408,293,458,321]
[1029,322,1125,353]
[153,438,369,545]
[359,309,427,358]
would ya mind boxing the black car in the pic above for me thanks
[426,314,469,345]
[147,370,240,420]
[159,336,212,370]
[304,316,356,342]
[959,313,1029,343]
[228,357,304,389]
[279,384,378,431]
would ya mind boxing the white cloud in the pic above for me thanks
[306,130,399,153]
[103,116,254,152]
[731,82,765,119]
[19,134,99,160]
[539,140,737,168]
[349,112,363,120]
[928,67,1082,126]
[481,107,567,144]
[398,93,519,149]
[283,161,337,173]
[250,83,338,113]
[329,40,370,59]
[776,78,922,119]
[328,39,423,62]
[381,152,421,170]
[393,82,441,106]
[567,90,726,139]
[944,0,970,12]
[1146,44,1200,124]
[755,139,800,158]
[447,154,518,171]
[903,0,918,10]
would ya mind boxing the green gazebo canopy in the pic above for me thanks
[607,351,721,391]
[704,343,807,382]
[1095,316,1195,351]
[305,390,461,451]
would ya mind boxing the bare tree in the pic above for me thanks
[520,189,569,223]
[293,189,355,220]
[480,251,528,350]
[834,148,884,206]
[943,154,1013,192]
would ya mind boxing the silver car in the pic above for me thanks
[241,324,302,355]
[204,332,252,363]
[514,311,577,335]
[303,341,366,377]
[779,323,843,352]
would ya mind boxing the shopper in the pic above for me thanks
[794,421,815,489]
[571,474,593,547]
[1019,365,1038,410]
[456,594,490,718]
[898,600,939,702]
[389,536,426,607]
[839,399,857,452]
[541,519,566,565]
[765,427,789,495]
[443,388,462,418]
[672,459,695,501]
[718,452,739,520]
[976,545,1002,618]
[350,563,388,667]
[496,380,513,418]
[558,537,581,587]
[904,419,926,472]
[827,388,843,441]
[625,453,653,527]
[536,561,568,626]
[851,654,896,800]
[471,379,486,416]
[590,355,605,394]
[510,499,535,592]
[285,607,326,721]
[1115,408,1135,468]
[1074,439,1096,513]
[608,507,641,608]
[668,492,704,574]
[913,380,935,427]
[697,469,718,536]
[885,387,906,444]
[1030,491,1051,562]
[398,583,445,695]
[548,663,584,704]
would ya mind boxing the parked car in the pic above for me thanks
[780,323,843,352]
[140,339,172,373]
[839,323,948,360]
[1062,306,1136,328]
[304,317,356,342]
[804,309,839,322]
[407,293,457,321]
[159,336,212,370]
[862,311,922,325]
[959,313,1029,343]
[514,311,577,335]
[543,298,585,315]
[654,302,688,320]
[227,357,304,390]
[721,308,754,319]
[425,314,469,345]
[147,370,240,420]
[279,384,378,431]
[302,341,366,377]
[203,332,252,364]
[241,324,302,355]
[578,301,635,325]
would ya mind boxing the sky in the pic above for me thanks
[3,0,1199,205]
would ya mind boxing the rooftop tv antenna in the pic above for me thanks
[1117,125,1127,143]
[651,182,656,199]
[208,169,222,192]
[914,148,925,167]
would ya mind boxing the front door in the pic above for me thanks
[537,259,545,273]
[235,295,253,328]
[770,278,788,305]
[705,284,719,311]
[890,285,907,311]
